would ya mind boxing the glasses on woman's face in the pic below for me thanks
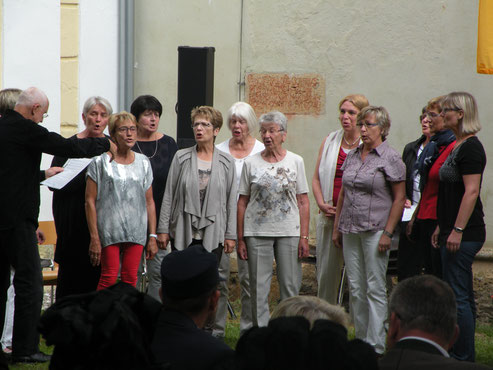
[191,121,213,129]
[259,128,284,135]
[117,126,137,133]
[426,111,440,119]
[441,107,461,114]
[356,121,379,129]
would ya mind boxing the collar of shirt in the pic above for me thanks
[355,140,390,157]
[399,336,450,357]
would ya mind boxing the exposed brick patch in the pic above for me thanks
[246,73,325,115]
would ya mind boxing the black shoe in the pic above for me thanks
[12,351,51,363]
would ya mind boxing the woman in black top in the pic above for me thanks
[397,108,431,280]
[131,95,178,300]
[432,92,486,362]
[52,96,113,299]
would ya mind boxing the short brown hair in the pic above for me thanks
[191,106,223,130]
[426,95,446,113]
[108,111,137,139]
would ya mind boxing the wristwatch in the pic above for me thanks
[383,230,393,238]
[149,233,158,239]
[453,226,464,233]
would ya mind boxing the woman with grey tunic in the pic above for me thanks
[237,111,310,327]
[85,111,158,289]
[157,106,236,257]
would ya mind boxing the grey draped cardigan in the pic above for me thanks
[157,145,237,252]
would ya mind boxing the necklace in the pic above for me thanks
[343,135,360,147]
[135,137,159,159]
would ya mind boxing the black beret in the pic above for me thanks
[160,244,220,299]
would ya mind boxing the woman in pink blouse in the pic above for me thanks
[333,106,406,355]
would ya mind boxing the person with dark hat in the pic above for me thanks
[151,243,233,369]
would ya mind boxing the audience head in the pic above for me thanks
[441,91,481,135]
[191,105,223,130]
[14,87,49,123]
[387,274,458,350]
[357,105,391,140]
[234,316,377,370]
[0,88,22,115]
[226,101,258,136]
[160,243,220,319]
[271,296,350,329]
[259,111,287,133]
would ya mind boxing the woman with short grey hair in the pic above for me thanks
[333,105,406,355]
[237,111,310,327]
[213,102,264,338]
[51,96,113,299]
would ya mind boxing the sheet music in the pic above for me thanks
[41,158,92,189]
[401,203,417,222]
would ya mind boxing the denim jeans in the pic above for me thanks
[441,240,483,362]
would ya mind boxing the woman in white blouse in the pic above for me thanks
[237,111,310,327]
[214,102,264,338]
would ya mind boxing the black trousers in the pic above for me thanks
[0,220,43,356]
[55,258,101,300]
[397,218,442,281]
[397,221,422,281]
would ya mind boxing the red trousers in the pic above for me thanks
[97,243,144,290]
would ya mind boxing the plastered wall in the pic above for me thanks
[135,0,493,242]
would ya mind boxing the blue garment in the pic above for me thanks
[441,241,484,362]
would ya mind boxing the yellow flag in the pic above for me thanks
[478,0,493,74]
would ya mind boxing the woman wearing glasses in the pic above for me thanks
[85,111,157,289]
[157,106,237,260]
[432,92,486,362]
[332,106,405,355]
[312,94,368,304]
[237,111,310,327]
[407,96,456,279]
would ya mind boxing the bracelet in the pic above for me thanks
[453,226,464,233]
[149,234,158,239]
[383,230,393,238]
[300,236,309,240]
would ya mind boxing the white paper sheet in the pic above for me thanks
[401,204,417,222]
[40,158,92,189]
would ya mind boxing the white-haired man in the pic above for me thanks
[0,87,113,363]
[380,275,491,369]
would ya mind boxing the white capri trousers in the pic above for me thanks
[342,230,389,354]
[213,253,252,337]
[246,236,302,327]
[315,214,344,304]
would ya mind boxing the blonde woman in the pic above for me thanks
[86,111,157,289]
[312,94,369,304]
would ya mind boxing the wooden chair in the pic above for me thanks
[38,221,58,304]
